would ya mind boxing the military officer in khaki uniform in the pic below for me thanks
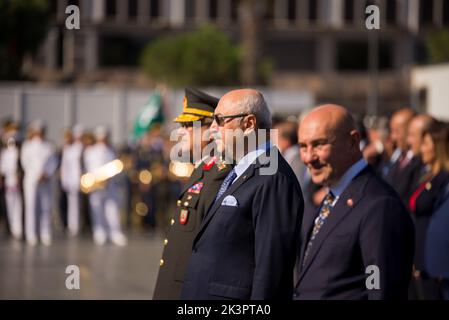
[153,88,232,300]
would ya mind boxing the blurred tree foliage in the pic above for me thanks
[426,30,449,64]
[140,25,241,87]
[0,0,50,80]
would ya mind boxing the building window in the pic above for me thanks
[128,0,138,19]
[68,0,80,7]
[231,0,238,21]
[308,0,318,23]
[185,0,196,20]
[287,0,296,22]
[337,41,368,70]
[209,0,218,19]
[378,41,393,70]
[150,0,159,18]
[443,0,449,26]
[49,0,58,17]
[344,0,354,24]
[386,0,397,26]
[419,0,434,27]
[106,0,117,18]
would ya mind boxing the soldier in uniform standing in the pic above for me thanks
[60,124,84,236]
[20,120,58,246]
[0,121,23,240]
[153,88,232,300]
[83,126,127,246]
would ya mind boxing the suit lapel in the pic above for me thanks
[298,167,372,282]
[193,163,259,246]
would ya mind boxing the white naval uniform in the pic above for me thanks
[61,141,83,235]
[0,144,23,239]
[20,137,57,245]
[83,142,126,245]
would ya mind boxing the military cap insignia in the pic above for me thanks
[179,209,189,225]
[188,182,204,194]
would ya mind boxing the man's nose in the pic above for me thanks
[301,146,316,164]
[209,121,219,137]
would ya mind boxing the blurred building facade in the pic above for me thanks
[32,0,449,114]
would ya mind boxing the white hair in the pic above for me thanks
[236,92,272,129]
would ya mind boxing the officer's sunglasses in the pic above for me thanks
[180,120,212,128]
[213,113,250,127]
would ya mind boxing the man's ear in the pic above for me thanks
[244,115,257,132]
[350,130,361,149]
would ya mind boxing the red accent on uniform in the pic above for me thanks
[203,156,217,171]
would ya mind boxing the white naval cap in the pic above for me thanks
[72,124,84,138]
[28,119,46,133]
[94,125,109,140]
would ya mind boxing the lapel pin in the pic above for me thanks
[425,182,432,190]
[347,199,354,207]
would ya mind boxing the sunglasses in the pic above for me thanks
[213,113,250,126]
[180,120,212,128]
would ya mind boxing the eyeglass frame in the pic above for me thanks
[213,113,250,126]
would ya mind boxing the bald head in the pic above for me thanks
[216,89,271,129]
[301,104,357,139]
[390,108,416,151]
[299,104,362,187]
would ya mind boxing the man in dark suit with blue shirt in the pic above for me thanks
[181,89,304,300]
[294,104,415,300]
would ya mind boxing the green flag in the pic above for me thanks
[132,91,165,140]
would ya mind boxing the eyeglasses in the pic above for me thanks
[180,120,212,128]
[213,113,250,126]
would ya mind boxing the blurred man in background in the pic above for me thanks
[386,108,421,204]
[61,124,84,236]
[21,120,58,246]
[0,121,23,240]
[83,126,127,246]
[273,120,306,189]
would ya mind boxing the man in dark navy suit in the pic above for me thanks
[181,89,304,300]
[294,104,414,300]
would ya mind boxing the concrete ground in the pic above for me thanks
[0,230,164,299]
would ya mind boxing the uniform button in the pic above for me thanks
[184,201,189,206]
[187,195,192,200]
[160,259,164,267]
[170,219,175,226]
[164,239,168,246]
[177,200,181,206]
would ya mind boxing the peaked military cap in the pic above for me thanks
[174,88,219,123]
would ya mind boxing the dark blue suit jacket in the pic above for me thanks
[181,148,304,300]
[294,166,415,300]
[425,184,449,279]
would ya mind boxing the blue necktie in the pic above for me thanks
[302,192,335,267]
[214,168,237,204]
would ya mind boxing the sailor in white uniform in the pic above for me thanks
[83,126,127,246]
[0,123,23,240]
[60,124,84,236]
[20,120,58,246]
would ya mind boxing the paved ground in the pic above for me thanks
[0,230,164,299]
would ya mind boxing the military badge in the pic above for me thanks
[188,182,204,194]
[203,156,217,171]
[179,209,189,225]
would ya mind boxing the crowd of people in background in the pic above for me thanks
[1,105,448,299]
[0,119,183,246]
